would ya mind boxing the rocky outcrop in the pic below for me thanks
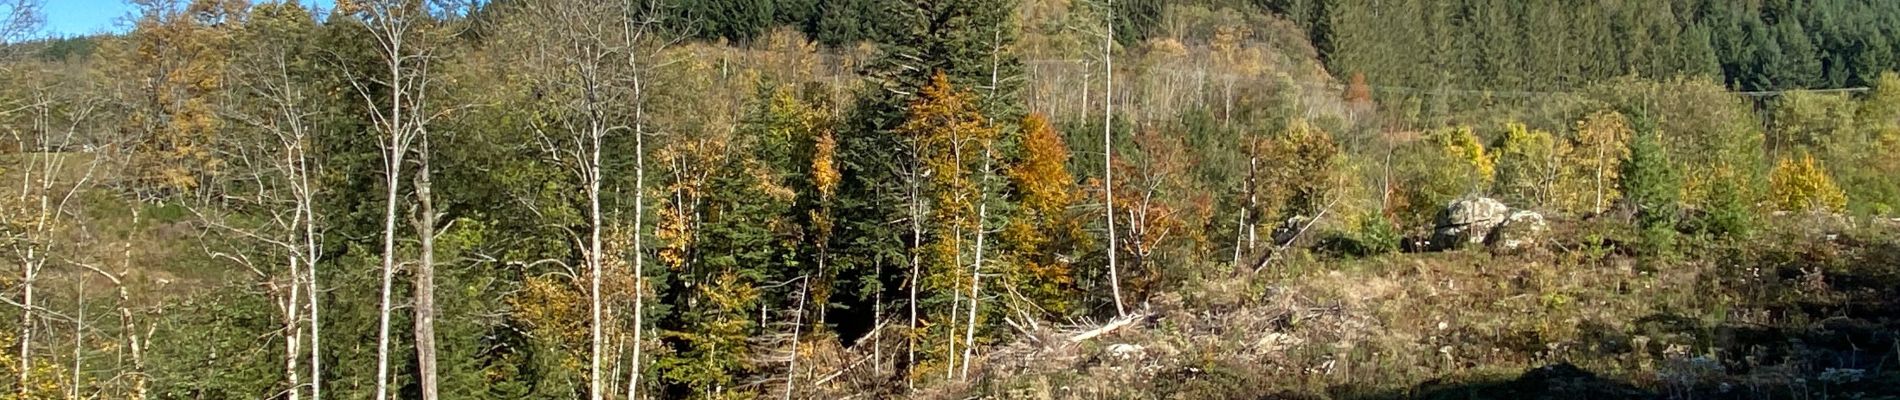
[1429,197,1510,250]
[1486,210,1548,254]
[1415,197,1548,253]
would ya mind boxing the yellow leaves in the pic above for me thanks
[655,202,693,270]
[1572,111,1633,214]
[1251,118,1342,221]
[2,355,71,400]
[334,0,361,15]
[901,73,996,147]
[901,71,996,236]
[1493,122,1571,209]
[510,276,588,345]
[811,130,840,201]
[701,270,762,313]
[1769,152,1847,212]
[1429,126,1495,186]
[757,27,822,83]
[749,163,798,202]
[116,0,241,194]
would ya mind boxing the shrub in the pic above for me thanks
[1493,122,1568,209]
[1390,127,1495,227]
[1768,152,1848,212]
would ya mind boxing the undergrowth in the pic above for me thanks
[938,216,1900,400]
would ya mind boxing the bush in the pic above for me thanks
[1390,127,1495,227]
[1493,122,1567,209]
[1768,152,1848,212]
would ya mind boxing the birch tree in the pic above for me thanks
[3,69,103,399]
[0,0,39,58]
[507,0,657,397]
[202,3,325,398]
[334,1,456,398]
[1100,0,1126,317]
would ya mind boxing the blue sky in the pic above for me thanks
[43,0,135,37]
[41,0,338,38]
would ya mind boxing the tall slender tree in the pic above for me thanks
[334,1,457,398]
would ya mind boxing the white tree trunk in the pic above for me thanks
[375,147,401,400]
[285,255,303,400]
[906,164,923,393]
[371,43,408,400]
[588,118,605,400]
[1103,0,1126,317]
[627,70,647,400]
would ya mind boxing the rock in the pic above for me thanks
[1486,210,1548,254]
[1105,343,1144,360]
[1430,197,1510,250]
[1252,332,1304,355]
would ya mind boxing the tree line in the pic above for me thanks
[2,0,1899,399]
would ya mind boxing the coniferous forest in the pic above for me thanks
[4,0,1900,399]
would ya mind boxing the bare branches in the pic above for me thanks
[0,0,41,46]
[1064,312,1149,344]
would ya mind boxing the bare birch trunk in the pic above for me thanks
[119,209,148,400]
[16,255,33,396]
[960,153,989,379]
[627,72,647,400]
[1103,0,1126,317]
[373,116,403,400]
[906,162,923,393]
[303,171,322,400]
[69,283,82,400]
[286,255,304,400]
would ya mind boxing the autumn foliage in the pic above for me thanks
[1769,152,1848,212]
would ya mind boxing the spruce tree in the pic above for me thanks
[1621,113,1680,257]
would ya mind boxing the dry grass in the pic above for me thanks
[899,217,1900,399]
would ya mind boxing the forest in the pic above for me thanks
[2,0,1900,399]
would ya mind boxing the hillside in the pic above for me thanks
[935,215,1900,399]
[3,1,1900,399]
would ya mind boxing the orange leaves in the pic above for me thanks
[1106,129,1190,264]
[900,73,998,148]
[1010,113,1076,216]
[900,72,997,237]
[1345,73,1373,107]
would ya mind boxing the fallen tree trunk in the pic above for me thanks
[1067,313,1150,344]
